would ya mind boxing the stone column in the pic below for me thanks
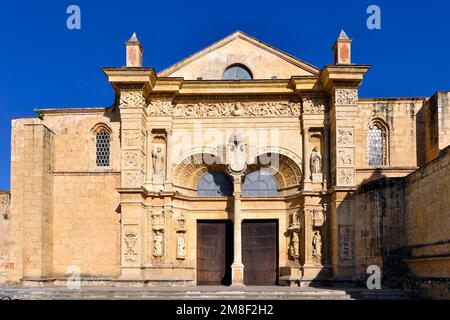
[118,89,147,280]
[231,175,244,286]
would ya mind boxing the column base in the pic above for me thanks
[231,262,245,286]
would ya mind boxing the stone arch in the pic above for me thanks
[173,153,228,191]
[248,148,303,192]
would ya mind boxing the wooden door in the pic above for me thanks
[242,220,278,285]
[197,221,232,285]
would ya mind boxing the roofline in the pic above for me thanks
[34,107,108,115]
[157,30,321,77]
[359,97,428,102]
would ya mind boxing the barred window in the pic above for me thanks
[367,123,387,166]
[96,129,110,166]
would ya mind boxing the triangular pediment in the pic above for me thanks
[158,31,320,80]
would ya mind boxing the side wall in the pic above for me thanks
[355,145,450,299]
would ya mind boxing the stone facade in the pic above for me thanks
[0,31,449,297]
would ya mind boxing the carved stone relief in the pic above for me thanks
[170,101,301,118]
[337,148,354,166]
[337,168,355,186]
[176,233,186,259]
[302,97,327,114]
[124,151,140,169]
[337,128,354,146]
[120,91,146,108]
[123,171,142,187]
[334,89,358,105]
[123,130,142,147]
[148,101,173,116]
[312,208,325,227]
[123,226,139,264]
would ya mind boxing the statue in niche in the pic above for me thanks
[152,146,165,177]
[153,230,163,256]
[312,230,322,256]
[289,231,300,260]
[177,233,186,258]
[310,147,322,174]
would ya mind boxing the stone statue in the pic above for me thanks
[153,230,163,256]
[310,147,322,174]
[152,146,165,177]
[290,231,300,260]
[177,234,186,258]
[312,231,322,256]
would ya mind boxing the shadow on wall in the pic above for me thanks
[355,169,409,289]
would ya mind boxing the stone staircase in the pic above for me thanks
[0,286,416,300]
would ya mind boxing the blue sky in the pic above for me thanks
[0,0,449,190]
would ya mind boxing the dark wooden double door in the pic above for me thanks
[197,220,278,285]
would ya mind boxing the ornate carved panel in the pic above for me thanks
[337,128,354,146]
[337,168,355,186]
[337,148,354,167]
[119,91,146,108]
[122,225,139,265]
[302,97,328,114]
[334,89,358,105]
[146,101,302,118]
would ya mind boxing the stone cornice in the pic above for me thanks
[320,65,371,92]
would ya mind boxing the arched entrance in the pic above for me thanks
[173,151,303,286]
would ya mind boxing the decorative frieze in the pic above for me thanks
[146,101,301,118]
[147,101,172,116]
[302,97,328,114]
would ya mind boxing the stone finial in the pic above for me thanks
[126,32,143,67]
[333,29,352,65]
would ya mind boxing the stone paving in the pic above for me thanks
[0,286,416,300]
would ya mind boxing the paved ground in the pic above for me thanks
[0,285,416,300]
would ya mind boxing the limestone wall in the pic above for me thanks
[355,145,450,298]
[405,145,450,299]
[0,191,11,282]
[354,178,408,287]
[355,98,424,184]
[424,91,450,164]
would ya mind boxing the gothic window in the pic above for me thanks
[222,64,253,80]
[367,121,388,166]
[197,172,233,196]
[242,170,278,197]
[96,129,111,167]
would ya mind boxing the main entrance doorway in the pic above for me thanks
[242,220,278,285]
[197,220,233,285]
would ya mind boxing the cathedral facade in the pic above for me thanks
[1,31,449,297]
